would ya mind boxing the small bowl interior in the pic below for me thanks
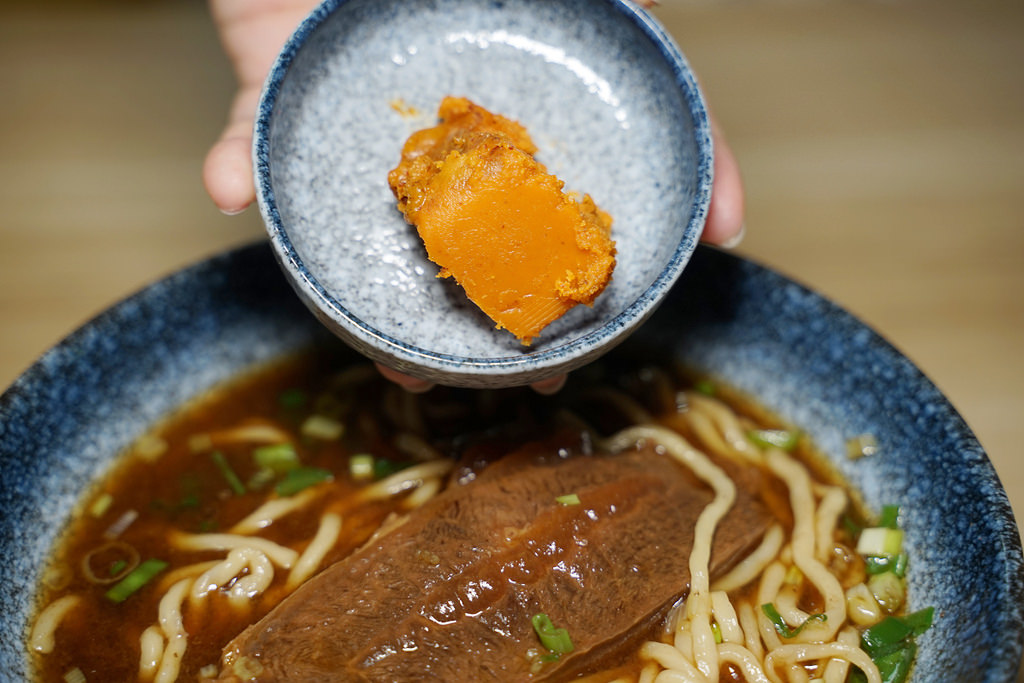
[256,0,710,381]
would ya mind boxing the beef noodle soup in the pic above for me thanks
[28,350,928,682]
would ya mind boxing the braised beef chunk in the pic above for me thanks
[217,434,770,682]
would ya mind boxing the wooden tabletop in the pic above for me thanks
[2,0,1022,666]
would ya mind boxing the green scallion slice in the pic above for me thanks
[105,558,168,603]
[873,639,916,683]
[878,504,901,529]
[246,467,276,491]
[211,452,246,495]
[374,458,409,480]
[253,443,300,473]
[63,667,87,683]
[747,428,800,451]
[899,606,935,637]
[694,379,716,396]
[278,388,307,410]
[858,608,933,683]
[349,454,375,481]
[531,613,574,655]
[301,414,345,441]
[857,527,904,557]
[555,493,581,506]
[275,466,332,496]
[865,553,909,578]
[760,603,826,638]
[88,493,114,518]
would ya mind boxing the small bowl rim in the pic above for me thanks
[253,0,714,386]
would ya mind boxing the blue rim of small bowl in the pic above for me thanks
[253,0,713,382]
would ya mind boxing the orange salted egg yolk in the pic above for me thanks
[388,96,615,345]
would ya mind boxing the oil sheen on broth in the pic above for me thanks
[28,349,924,683]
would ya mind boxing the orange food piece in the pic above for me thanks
[388,96,615,344]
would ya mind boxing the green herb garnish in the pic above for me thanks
[105,559,168,603]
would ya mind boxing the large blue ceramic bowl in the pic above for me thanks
[1,243,1021,681]
[253,0,712,388]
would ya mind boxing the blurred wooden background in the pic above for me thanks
[1,2,1022,671]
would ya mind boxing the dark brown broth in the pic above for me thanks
[30,349,859,683]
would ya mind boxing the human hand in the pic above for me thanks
[203,0,316,215]
[203,0,745,393]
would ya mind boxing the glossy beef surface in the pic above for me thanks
[218,433,769,682]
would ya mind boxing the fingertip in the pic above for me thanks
[203,135,257,215]
[701,121,746,247]
[374,363,435,394]
[531,374,567,395]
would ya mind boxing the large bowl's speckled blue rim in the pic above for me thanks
[1,243,1021,681]
[253,0,713,388]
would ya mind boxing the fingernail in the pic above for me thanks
[531,375,567,395]
[219,206,247,216]
[402,378,435,394]
[719,223,746,250]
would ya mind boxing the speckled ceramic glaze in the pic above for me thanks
[254,0,712,388]
[1,243,1021,681]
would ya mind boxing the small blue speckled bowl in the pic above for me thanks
[1,243,1021,680]
[253,0,712,388]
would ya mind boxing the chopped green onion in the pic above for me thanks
[88,493,114,518]
[133,434,168,461]
[105,558,168,603]
[374,458,409,480]
[555,493,581,506]
[177,490,199,510]
[531,613,574,655]
[873,639,916,683]
[865,553,908,578]
[301,414,345,441]
[349,454,375,481]
[109,559,128,577]
[783,564,803,586]
[694,379,716,396]
[858,608,933,683]
[710,621,723,644]
[848,669,868,683]
[760,603,827,638]
[846,433,879,460]
[878,504,901,529]
[247,467,276,491]
[63,667,87,683]
[278,388,307,410]
[900,606,934,636]
[868,571,906,612]
[861,615,914,658]
[253,443,300,473]
[747,428,800,451]
[275,466,332,496]
[841,513,864,539]
[211,452,246,495]
[857,527,904,557]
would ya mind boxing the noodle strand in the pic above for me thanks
[287,512,342,590]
